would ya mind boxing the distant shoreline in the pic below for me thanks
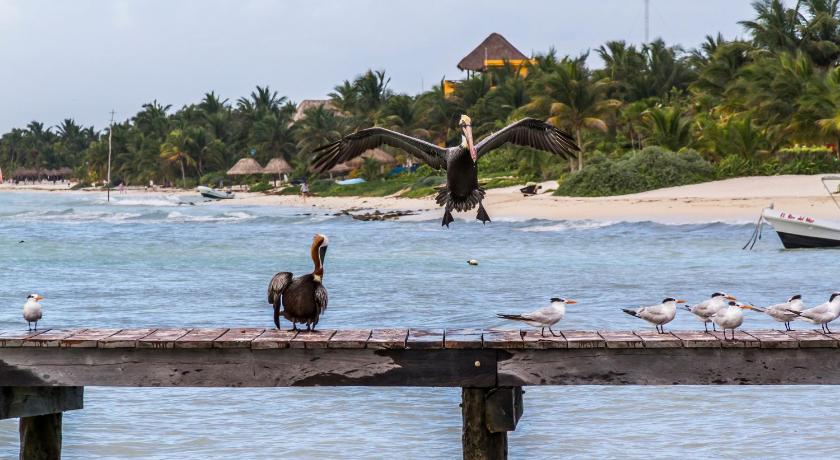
[3,174,839,224]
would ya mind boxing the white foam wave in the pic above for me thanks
[518,221,616,232]
[165,211,255,223]
[105,195,184,207]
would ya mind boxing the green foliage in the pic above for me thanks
[249,181,272,193]
[555,147,715,196]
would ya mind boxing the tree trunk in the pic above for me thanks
[179,158,186,189]
[575,127,584,171]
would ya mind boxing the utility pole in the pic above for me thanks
[644,0,650,43]
[107,110,114,203]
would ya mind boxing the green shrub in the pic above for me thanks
[249,181,272,193]
[200,171,227,187]
[555,147,715,197]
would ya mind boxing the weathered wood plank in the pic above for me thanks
[784,329,839,347]
[746,329,800,349]
[98,328,156,348]
[561,330,605,349]
[521,330,567,349]
[0,330,47,347]
[634,331,682,348]
[598,331,643,349]
[137,328,190,349]
[328,330,372,349]
[22,330,80,348]
[462,388,507,460]
[0,387,83,419]
[406,329,444,350]
[251,329,298,349]
[19,413,63,460]
[367,329,408,349]
[60,329,121,348]
[708,330,760,348]
[290,330,336,349]
[444,329,484,349]
[482,330,524,349]
[174,328,228,349]
[214,328,265,349]
[670,331,721,348]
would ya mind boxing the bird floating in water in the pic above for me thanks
[267,234,329,332]
[467,259,478,266]
[310,115,579,227]
[785,292,840,333]
[711,301,757,340]
[752,294,804,331]
[683,292,736,332]
[23,293,43,331]
[497,297,577,337]
[622,297,684,334]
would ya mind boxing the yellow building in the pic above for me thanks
[446,33,534,97]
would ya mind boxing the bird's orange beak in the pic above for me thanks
[464,124,476,162]
[35,295,44,301]
[725,295,737,301]
[676,299,686,304]
[565,299,577,304]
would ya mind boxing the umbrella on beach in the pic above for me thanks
[227,158,264,176]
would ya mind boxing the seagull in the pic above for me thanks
[786,292,840,333]
[497,297,577,337]
[752,294,804,331]
[22,293,43,331]
[622,297,685,333]
[683,292,737,332]
[711,301,757,340]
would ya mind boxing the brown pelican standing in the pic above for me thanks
[267,234,329,331]
[310,115,579,227]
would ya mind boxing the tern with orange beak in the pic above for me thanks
[267,234,329,332]
[22,293,44,331]
[683,292,737,332]
[497,297,577,337]
[310,115,579,227]
[622,297,685,333]
[711,301,757,340]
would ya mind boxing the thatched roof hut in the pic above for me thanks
[345,149,397,169]
[457,33,529,72]
[293,99,337,123]
[12,168,40,178]
[328,162,354,175]
[227,158,264,175]
[263,157,293,174]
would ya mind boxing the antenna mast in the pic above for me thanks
[107,110,114,203]
[644,0,650,43]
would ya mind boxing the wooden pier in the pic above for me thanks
[3,327,840,459]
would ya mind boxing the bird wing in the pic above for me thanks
[310,127,447,173]
[267,272,293,305]
[314,284,328,314]
[474,118,579,161]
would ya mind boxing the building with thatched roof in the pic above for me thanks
[263,157,293,184]
[457,33,530,73]
[293,99,337,123]
[227,158,264,176]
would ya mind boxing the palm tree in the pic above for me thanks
[160,129,195,187]
[740,0,802,53]
[643,106,693,151]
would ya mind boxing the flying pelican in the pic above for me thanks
[267,234,329,332]
[683,292,737,332]
[752,294,804,331]
[622,297,685,333]
[786,292,840,333]
[711,301,757,340]
[310,115,579,227]
[497,297,577,337]
[23,293,43,331]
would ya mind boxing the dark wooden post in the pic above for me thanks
[461,387,523,460]
[19,413,62,460]
[0,387,83,460]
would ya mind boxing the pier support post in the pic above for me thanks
[461,387,523,460]
[0,387,83,460]
[19,413,62,460]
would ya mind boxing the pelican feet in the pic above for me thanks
[476,202,491,225]
[442,208,454,228]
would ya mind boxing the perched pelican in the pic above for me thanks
[497,297,577,337]
[786,292,840,333]
[267,235,329,332]
[310,116,579,227]
[683,292,737,332]
[752,294,804,331]
[622,297,685,333]
[711,301,757,340]
[23,293,43,331]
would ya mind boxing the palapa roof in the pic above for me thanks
[293,99,337,123]
[263,157,293,174]
[457,33,529,71]
[328,162,354,175]
[226,158,264,175]
[345,149,398,168]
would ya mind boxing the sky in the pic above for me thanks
[0,0,759,133]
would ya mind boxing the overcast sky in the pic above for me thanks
[0,0,758,133]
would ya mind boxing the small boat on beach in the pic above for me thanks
[197,186,235,200]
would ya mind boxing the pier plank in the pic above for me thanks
[634,331,681,348]
[598,331,643,349]
[406,329,444,349]
[707,330,760,348]
[521,330,568,349]
[562,330,605,348]
[328,330,372,349]
[251,329,298,349]
[0,330,47,347]
[137,328,190,349]
[444,329,484,349]
[671,331,721,348]
[214,328,265,348]
[22,330,80,348]
[290,330,336,349]
[98,329,156,348]
[784,329,839,347]
[174,328,228,349]
[60,329,121,348]
[746,329,800,349]
[367,329,408,349]
[482,330,524,349]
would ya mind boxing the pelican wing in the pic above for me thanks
[474,118,580,160]
[267,272,293,305]
[310,127,447,173]
[314,284,328,314]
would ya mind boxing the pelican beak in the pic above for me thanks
[464,124,477,162]
[675,299,687,304]
[565,299,577,304]
[725,295,737,301]
[318,245,328,265]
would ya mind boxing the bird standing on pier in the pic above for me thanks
[711,301,757,340]
[310,115,579,227]
[785,292,840,333]
[267,234,329,332]
[22,293,43,331]
[683,292,737,332]
[622,297,684,333]
[497,297,577,337]
[752,294,804,331]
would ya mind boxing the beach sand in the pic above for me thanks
[4,174,839,223]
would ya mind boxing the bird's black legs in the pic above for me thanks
[712,323,717,332]
[442,204,454,228]
[306,324,312,332]
[703,322,708,333]
[476,202,491,224]
[33,321,37,331]
[27,322,31,332]
[827,324,833,334]
[549,326,558,337]
[540,327,546,337]
[785,322,792,331]
[288,322,298,332]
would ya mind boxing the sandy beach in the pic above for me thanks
[3,174,839,223]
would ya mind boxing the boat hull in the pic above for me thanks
[777,231,840,249]
[763,208,840,249]
[197,186,234,200]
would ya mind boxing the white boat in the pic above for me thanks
[197,186,235,200]
[753,176,840,249]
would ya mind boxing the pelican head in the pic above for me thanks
[459,114,476,162]
[313,234,329,265]
[27,293,43,301]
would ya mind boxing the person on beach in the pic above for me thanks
[300,180,310,202]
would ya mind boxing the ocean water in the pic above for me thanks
[1,191,839,459]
